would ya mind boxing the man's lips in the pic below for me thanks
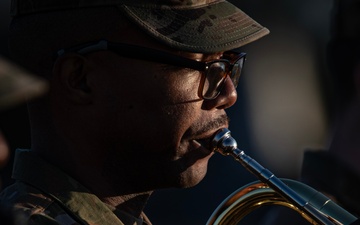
[188,114,229,151]
[194,138,212,151]
[192,128,226,151]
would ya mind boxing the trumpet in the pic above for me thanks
[206,128,360,225]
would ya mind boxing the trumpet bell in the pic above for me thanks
[208,128,359,225]
[206,179,358,225]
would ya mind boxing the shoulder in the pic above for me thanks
[0,182,80,225]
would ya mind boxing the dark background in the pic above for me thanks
[1,0,336,224]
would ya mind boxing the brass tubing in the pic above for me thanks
[209,128,359,225]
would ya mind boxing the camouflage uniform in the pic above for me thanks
[2,1,270,225]
[0,149,152,225]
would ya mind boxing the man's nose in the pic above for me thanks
[202,77,238,110]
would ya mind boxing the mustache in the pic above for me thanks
[193,114,230,137]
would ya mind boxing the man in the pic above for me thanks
[0,0,269,224]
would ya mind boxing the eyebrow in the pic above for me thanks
[169,49,224,62]
[202,53,224,61]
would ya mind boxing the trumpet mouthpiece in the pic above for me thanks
[211,128,238,155]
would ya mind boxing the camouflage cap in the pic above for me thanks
[0,57,48,110]
[10,0,269,53]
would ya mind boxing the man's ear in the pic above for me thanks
[53,54,92,104]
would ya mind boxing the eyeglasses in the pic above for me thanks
[57,40,246,100]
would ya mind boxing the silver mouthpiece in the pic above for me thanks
[211,128,239,156]
[210,128,351,225]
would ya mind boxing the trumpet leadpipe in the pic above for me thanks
[209,128,359,225]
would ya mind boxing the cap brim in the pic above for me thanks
[120,0,269,53]
[10,0,268,53]
[0,57,48,110]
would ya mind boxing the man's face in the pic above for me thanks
[80,26,238,191]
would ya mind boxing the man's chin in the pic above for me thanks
[175,154,213,188]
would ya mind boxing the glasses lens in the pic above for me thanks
[230,57,244,88]
[202,62,227,99]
